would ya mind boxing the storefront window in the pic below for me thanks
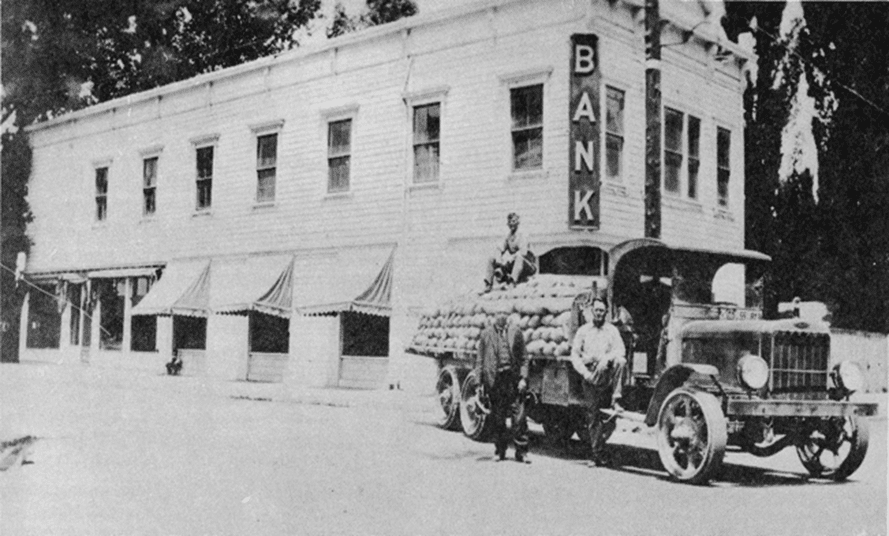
[26,284,61,349]
[249,312,289,354]
[341,313,389,357]
[131,276,156,352]
[97,279,125,351]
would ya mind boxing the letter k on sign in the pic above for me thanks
[574,189,596,222]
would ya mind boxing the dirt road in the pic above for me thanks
[1,363,885,535]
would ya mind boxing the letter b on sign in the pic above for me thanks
[574,45,596,74]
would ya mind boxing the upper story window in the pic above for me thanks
[196,146,214,210]
[510,84,543,171]
[256,133,277,203]
[95,166,108,221]
[687,116,701,199]
[663,108,701,200]
[664,108,683,194]
[605,86,625,182]
[142,156,158,216]
[328,119,352,193]
[412,103,441,183]
[717,127,731,207]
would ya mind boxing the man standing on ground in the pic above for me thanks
[569,297,627,467]
[476,313,530,463]
[484,213,537,292]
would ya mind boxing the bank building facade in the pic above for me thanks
[20,0,752,391]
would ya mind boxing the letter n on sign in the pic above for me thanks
[569,34,600,229]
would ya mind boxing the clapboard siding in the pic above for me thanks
[27,0,749,299]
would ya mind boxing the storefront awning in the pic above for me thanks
[210,255,294,318]
[131,260,210,317]
[295,248,394,317]
[87,266,161,279]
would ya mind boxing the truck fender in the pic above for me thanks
[643,364,720,426]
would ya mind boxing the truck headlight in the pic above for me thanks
[737,354,769,390]
[832,361,864,394]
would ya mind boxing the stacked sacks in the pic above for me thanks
[409,276,590,358]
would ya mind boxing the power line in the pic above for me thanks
[751,24,889,119]
[0,261,113,339]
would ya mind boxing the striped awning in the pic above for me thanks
[131,260,210,317]
[295,248,394,317]
[210,255,294,318]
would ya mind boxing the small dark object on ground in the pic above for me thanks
[166,355,183,375]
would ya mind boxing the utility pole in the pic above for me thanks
[644,0,662,239]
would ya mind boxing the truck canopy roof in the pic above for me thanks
[681,318,831,339]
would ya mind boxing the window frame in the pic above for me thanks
[403,87,449,190]
[605,85,626,183]
[663,107,684,195]
[411,102,442,184]
[687,115,701,200]
[142,155,159,217]
[248,120,284,206]
[327,118,353,194]
[499,66,552,179]
[190,134,219,213]
[94,165,109,222]
[717,126,731,207]
[509,83,545,172]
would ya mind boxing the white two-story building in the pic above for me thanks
[20,0,753,391]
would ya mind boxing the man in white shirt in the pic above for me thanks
[569,296,627,466]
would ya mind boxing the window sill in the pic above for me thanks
[192,209,213,218]
[139,215,157,224]
[603,182,629,197]
[324,190,352,200]
[663,194,703,212]
[252,201,276,210]
[407,181,442,193]
[508,168,549,181]
[713,207,734,221]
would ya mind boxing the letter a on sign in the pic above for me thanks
[569,34,600,228]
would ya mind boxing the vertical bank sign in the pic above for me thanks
[569,34,601,229]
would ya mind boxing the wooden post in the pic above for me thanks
[644,0,662,239]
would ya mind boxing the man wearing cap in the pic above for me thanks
[569,296,627,467]
[476,313,530,463]
[484,213,537,292]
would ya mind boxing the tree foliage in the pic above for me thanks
[724,2,889,332]
[327,0,418,38]
[0,0,322,360]
[799,3,889,332]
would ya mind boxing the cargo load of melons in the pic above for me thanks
[409,275,602,359]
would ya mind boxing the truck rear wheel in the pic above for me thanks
[435,366,463,430]
[656,389,727,485]
[796,415,869,481]
[460,369,493,441]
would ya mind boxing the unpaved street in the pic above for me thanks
[1,363,886,536]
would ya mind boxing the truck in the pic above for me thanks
[407,238,878,484]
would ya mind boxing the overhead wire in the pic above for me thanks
[0,260,113,339]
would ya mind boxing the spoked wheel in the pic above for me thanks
[460,369,493,441]
[796,415,869,481]
[435,366,463,430]
[656,389,727,485]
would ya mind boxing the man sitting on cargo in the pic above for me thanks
[569,296,627,467]
[484,212,537,292]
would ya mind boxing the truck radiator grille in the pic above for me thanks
[769,332,830,392]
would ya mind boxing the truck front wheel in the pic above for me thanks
[796,415,869,481]
[656,389,727,485]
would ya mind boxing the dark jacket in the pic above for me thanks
[476,323,527,389]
